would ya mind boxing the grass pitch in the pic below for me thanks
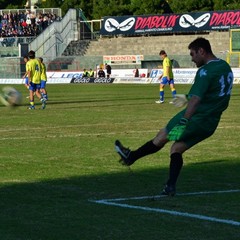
[0,84,239,240]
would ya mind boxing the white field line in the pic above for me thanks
[90,189,240,227]
[0,121,161,132]
[0,130,157,141]
[0,124,239,141]
[0,122,239,133]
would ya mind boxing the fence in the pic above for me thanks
[0,51,232,79]
[227,52,240,67]
[0,57,83,79]
[29,8,78,60]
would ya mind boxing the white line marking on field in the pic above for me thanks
[0,121,161,132]
[0,130,157,141]
[90,189,240,226]
[0,121,238,133]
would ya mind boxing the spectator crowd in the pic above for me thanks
[0,10,60,46]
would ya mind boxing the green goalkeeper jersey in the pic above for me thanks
[166,58,233,147]
[188,58,233,125]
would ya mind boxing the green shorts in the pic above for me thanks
[166,110,220,148]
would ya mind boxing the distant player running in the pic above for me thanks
[115,37,233,196]
[156,50,177,104]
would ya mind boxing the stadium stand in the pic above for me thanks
[0,8,62,77]
[62,40,91,56]
[60,31,230,69]
[0,8,61,47]
[0,8,238,78]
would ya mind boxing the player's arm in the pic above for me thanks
[165,66,170,80]
[182,95,201,120]
[26,62,31,84]
[22,72,27,79]
[27,70,32,84]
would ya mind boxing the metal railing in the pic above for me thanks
[28,8,78,60]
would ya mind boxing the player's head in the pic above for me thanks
[28,50,35,59]
[188,37,213,54]
[159,50,167,59]
[39,57,43,63]
[188,38,213,67]
[23,55,28,62]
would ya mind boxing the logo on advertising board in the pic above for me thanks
[150,69,162,78]
[70,77,114,84]
[104,17,135,32]
[100,10,240,35]
[179,13,210,28]
[103,55,144,64]
[47,72,83,79]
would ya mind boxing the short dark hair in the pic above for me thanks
[188,37,213,54]
[159,50,166,55]
[28,50,35,58]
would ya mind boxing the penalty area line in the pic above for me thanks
[90,189,240,227]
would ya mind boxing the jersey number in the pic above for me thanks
[219,72,233,97]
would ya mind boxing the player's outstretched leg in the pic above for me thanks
[115,139,162,166]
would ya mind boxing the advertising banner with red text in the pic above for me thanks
[100,10,240,35]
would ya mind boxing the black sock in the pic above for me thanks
[167,153,183,186]
[129,140,161,162]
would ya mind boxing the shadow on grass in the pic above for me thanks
[0,159,239,240]
[13,96,156,109]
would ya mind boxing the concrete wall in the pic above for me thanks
[85,32,230,56]
[0,31,231,78]
[75,31,230,69]
[70,32,229,69]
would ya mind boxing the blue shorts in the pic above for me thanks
[24,77,29,85]
[40,80,47,89]
[161,76,174,85]
[29,82,41,91]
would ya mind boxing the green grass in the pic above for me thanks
[0,84,239,240]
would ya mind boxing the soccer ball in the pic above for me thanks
[0,86,22,107]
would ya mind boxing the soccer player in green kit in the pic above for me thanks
[115,37,233,196]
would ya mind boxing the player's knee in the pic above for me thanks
[153,129,168,147]
[170,142,188,154]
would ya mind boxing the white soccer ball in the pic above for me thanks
[0,86,22,106]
